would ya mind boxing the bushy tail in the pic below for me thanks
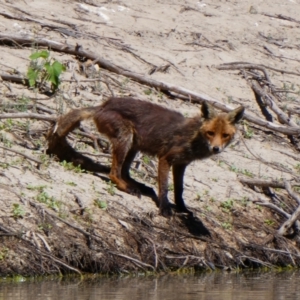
[52,106,101,137]
[46,105,110,173]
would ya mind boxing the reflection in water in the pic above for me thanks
[1,271,300,300]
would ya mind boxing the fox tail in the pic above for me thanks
[46,105,109,173]
[52,106,100,138]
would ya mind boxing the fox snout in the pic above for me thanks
[211,145,222,154]
[207,142,226,154]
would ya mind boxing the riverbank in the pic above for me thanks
[1,0,300,276]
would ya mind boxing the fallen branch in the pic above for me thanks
[0,34,299,135]
[0,112,55,122]
[250,81,298,127]
[262,13,300,25]
[278,181,300,236]
[216,62,300,77]
[238,178,299,189]
[0,145,42,165]
[109,251,155,271]
[241,178,300,235]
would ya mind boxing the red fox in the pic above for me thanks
[47,97,244,217]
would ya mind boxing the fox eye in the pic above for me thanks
[207,131,215,137]
[222,133,230,138]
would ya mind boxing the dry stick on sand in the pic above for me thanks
[0,145,42,165]
[216,63,299,127]
[216,62,300,78]
[0,34,300,135]
[239,177,300,235]
[278,181,300,236]
[250,81,298,128]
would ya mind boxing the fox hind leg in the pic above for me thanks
[121,149,157,201]
[109,134,142,197]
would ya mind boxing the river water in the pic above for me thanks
[1,271,300,300]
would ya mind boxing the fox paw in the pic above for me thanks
[176,205,191,214]
[160,205,173,218]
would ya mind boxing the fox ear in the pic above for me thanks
[227,106,245,124]
[201,101,217,120]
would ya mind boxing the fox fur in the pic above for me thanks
[47,97,244,217]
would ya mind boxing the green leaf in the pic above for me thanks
[27,67,39,87]
[29,50,50,60]
[52,61,66,74]
[44,61,65,90]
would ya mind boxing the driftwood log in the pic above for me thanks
[0,33,300,136]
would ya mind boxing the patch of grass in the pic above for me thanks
[195,193,201,201]
[38,223,52,232]
[143,88,152,95]
[221,222,232,230]
[142,155,151,165]
[106,181,116,196]
[229,165,254,177]
[12,203,25,219]
[220,199,234,212]
[0,247,9,261]
[60,160,85,173]
[16,96,30,112]
[264,219,275,226]
[94,199,108,210]
[36,191,61,211]
[65,181,77,186]
[26,184,47,192]
[168,184,174,191]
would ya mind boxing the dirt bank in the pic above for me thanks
[0,0,300,276]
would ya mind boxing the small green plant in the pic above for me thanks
[229,164,239,173]
[195,193,201,201]
[27,50,66,92]
[295,164,300,173]
[94,199,107,209]
[168,184,174,191]
[256,205,262,211]
[26,184,47,192]
[142,155,151,165]
[244,127,254,139]
[240,197,248,207]
[36,191,61,211]
[60,160,85,173]
[106,181,116,196]
[0,119,15,131]
[220,199,234,212]
[264,219,275,226]
[240,169,254,178]
[12,203,25,219]
[65,181,77,186]
[38,223,53,232]
[16,97,30,112]
[0,247,9,261]
[205,205,212,212]
[143,89,152,95]
[221,222,232,230]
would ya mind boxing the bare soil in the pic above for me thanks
[0,0,300,276]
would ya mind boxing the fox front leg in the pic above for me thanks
[158,158,172,217]
[172,164,190,213]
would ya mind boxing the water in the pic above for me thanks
[1,271,300,300]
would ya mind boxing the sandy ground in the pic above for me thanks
[0,0,300,275]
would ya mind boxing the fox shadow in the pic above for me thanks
[47,134,211,237]
[46,134,159,202]
[171,205,211,237]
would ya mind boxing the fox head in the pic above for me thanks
[200,102,244,154]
